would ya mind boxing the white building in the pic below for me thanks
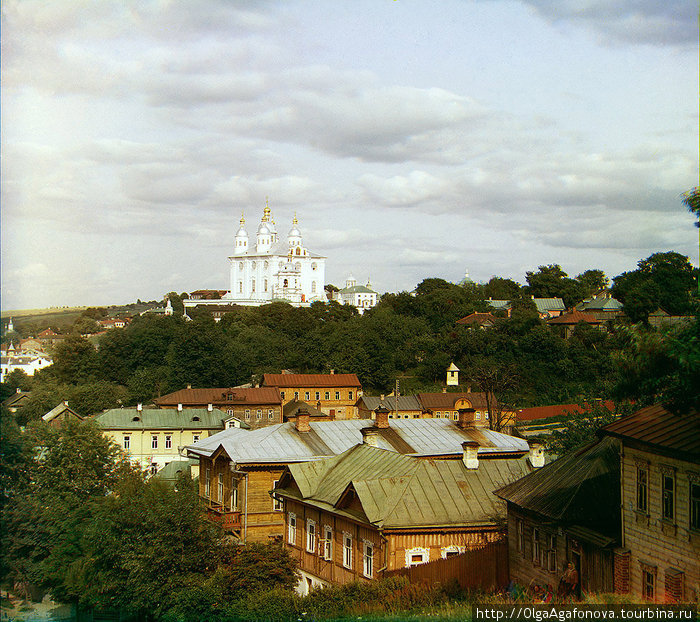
[1,346,53,382]
[185,202,326,310]
[338,275,379,314]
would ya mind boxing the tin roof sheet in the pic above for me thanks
[95,407,227,430]
[186,418,529,463]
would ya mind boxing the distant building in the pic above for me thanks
[456,312,497,328]
[42,401,84,427]
[446,362,460,386]
[184,202,326,310]
[337,276,378,314]
[1,350,53,382]
[487,298,566,320]
[547,310,604,338]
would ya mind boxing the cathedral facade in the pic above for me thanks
[212,203,326,307]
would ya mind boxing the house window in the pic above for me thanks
[251,261,256,269]
[204,468,211,497]
[151,435,158,449]
[349,391,353,399]
[218,473,224,502]
[245,409,250,420]
[306,519,316,553]
[256,409,262,420]
[691,481,700,531]
[642,566,656,601]
[548,534,557,572]
[476,412,481,420]
[532,528,541,565]
[343,533,353,568]
[441,545,464,558]
[662,472,675,521]
[294,391,299,400]
[305,391,310,401]
[251,279,255,293]
[335,391,340,400]
[406,547,429,567]
[516,519,524,554]
[192,434,200,443]
[325,391,330,400]
[272,480,283,511]
[123,436,130,451]
[322,525,333,560]
[281,391,285,400]
[363,541,374,578]
[315,391,320,401]
[288,513,297,545]
[231,484,238,510]
[268,409,274,420]
[165,435,172,449]
[637,465,649,513]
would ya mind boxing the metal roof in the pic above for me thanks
[533,298,566,312]
[155,387,281,406]
[417,391,490,410]
[42,402,83,422]
[495,436,620,536]
[95,407,227,430]
[580,297,623,311]
[278,444,532,528]
[601,405,700,459]
[357,395,423,411]
[186,418,529,463]
[262,373,361,388]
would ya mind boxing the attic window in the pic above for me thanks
[132,416,140,422]
[228,393,233,400]
[192,416,200,422]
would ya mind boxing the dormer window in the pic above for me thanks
[132,416,140,422]
[228,393,233,400]
[192,416,200,422]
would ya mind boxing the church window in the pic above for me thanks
[239,281,243,293]
[311,282,316,293]
[311,262,317,270]
[295,262,301,271]
[296,247,301,255]
[264,261,269,270]
[283,279,289,288]
[251,279,256,293]
[264,279,268,292]
[252,261,256,269]
[239,262,244,270]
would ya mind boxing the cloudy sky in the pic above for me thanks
[2,0,698,310]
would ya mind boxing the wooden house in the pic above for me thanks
[42,401,84,427]
[601,405,699,603]
[273,440,534,594]
[186,407,530,544]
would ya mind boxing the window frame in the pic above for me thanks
[272,480,283,511]
[637,465,649,514]
[287,512,297,545]
[532,528,541,565]
[218,472,224,502]
[363,540,374,578]
[322,525,333,560]
[343,532,353,569]
[690,480,700,531]
[151,435,158,450]
[662,471,675,521]
[123,435,130,451]
[306,519,317,553]
[165,434,172,449]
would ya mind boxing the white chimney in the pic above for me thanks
[462,441,479,469]
[529,441,545,468]
[361,427,380,447]
[177,403,183,412]
[207,403,213,412]
[137,403,142,412]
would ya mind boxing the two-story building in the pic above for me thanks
[154,387,283,430]
[95,405,235,473]
[261,372,362,420]
[601,405,699,603]
[186,408,530,544]
[274,439,535,594]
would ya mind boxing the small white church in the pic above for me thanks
[185,201,327,310]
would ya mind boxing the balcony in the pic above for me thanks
[202,498,241,532]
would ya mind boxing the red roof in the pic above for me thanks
[155,387,281,406]
[601,404,699,458]
[516,401,615,422]
[455,312,496,326]
[262,373,362,388]
[547,310,602,325]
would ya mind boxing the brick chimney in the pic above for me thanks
[330,369,335,375]
[457,408,476,429]
[360,427,380,447]
[442,387,447,394]
[466,385,471,393]
[528,440,545,468]
[295,406,311,432]
[374,406,390,429]
[462,441,479,469]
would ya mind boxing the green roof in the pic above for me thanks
[340,285,377,294]
[153,459,198,483]
[277,444,532,529]
[94,408,227,430]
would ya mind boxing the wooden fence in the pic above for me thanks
[385,539,509,592]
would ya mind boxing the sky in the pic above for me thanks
[2,0,698,310]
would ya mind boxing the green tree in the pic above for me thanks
[50,335,99,384]
[482,276,522,300]
[575,269,609,298]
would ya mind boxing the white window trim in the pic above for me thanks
[288,512,297,545]
[322,525,333,560]
[343,532,353,569]
[272,480,283,511]
[405,547,429,567]
[362,539,374,578]
[306,519,317,553]
[441,545,465,559]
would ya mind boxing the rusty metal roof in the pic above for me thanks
[495,436,620,537]
[600,404,700,459]
[262,373,361,388]
[277,444,532,529]
[417,391,490,410]
[154,387,281,406]
[186,418,529,464]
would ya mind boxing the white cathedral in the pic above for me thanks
[186,202,326,309]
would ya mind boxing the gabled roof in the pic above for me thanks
[282,399,329,419]
[187,418,529,464]
[456,312,497,326]
[155,387,281,406]
[95,407,227,430]
[2,391,31,408]
[417,391,490,411]
[495,436,621,537]
[278,444,532,529]
[262,373,361,388]
[42,402,84,422]
[533,298,566,313]
[600,404,700,460]
[547,310,602,325]
[579,297,623,311]
[357,395,423,412]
